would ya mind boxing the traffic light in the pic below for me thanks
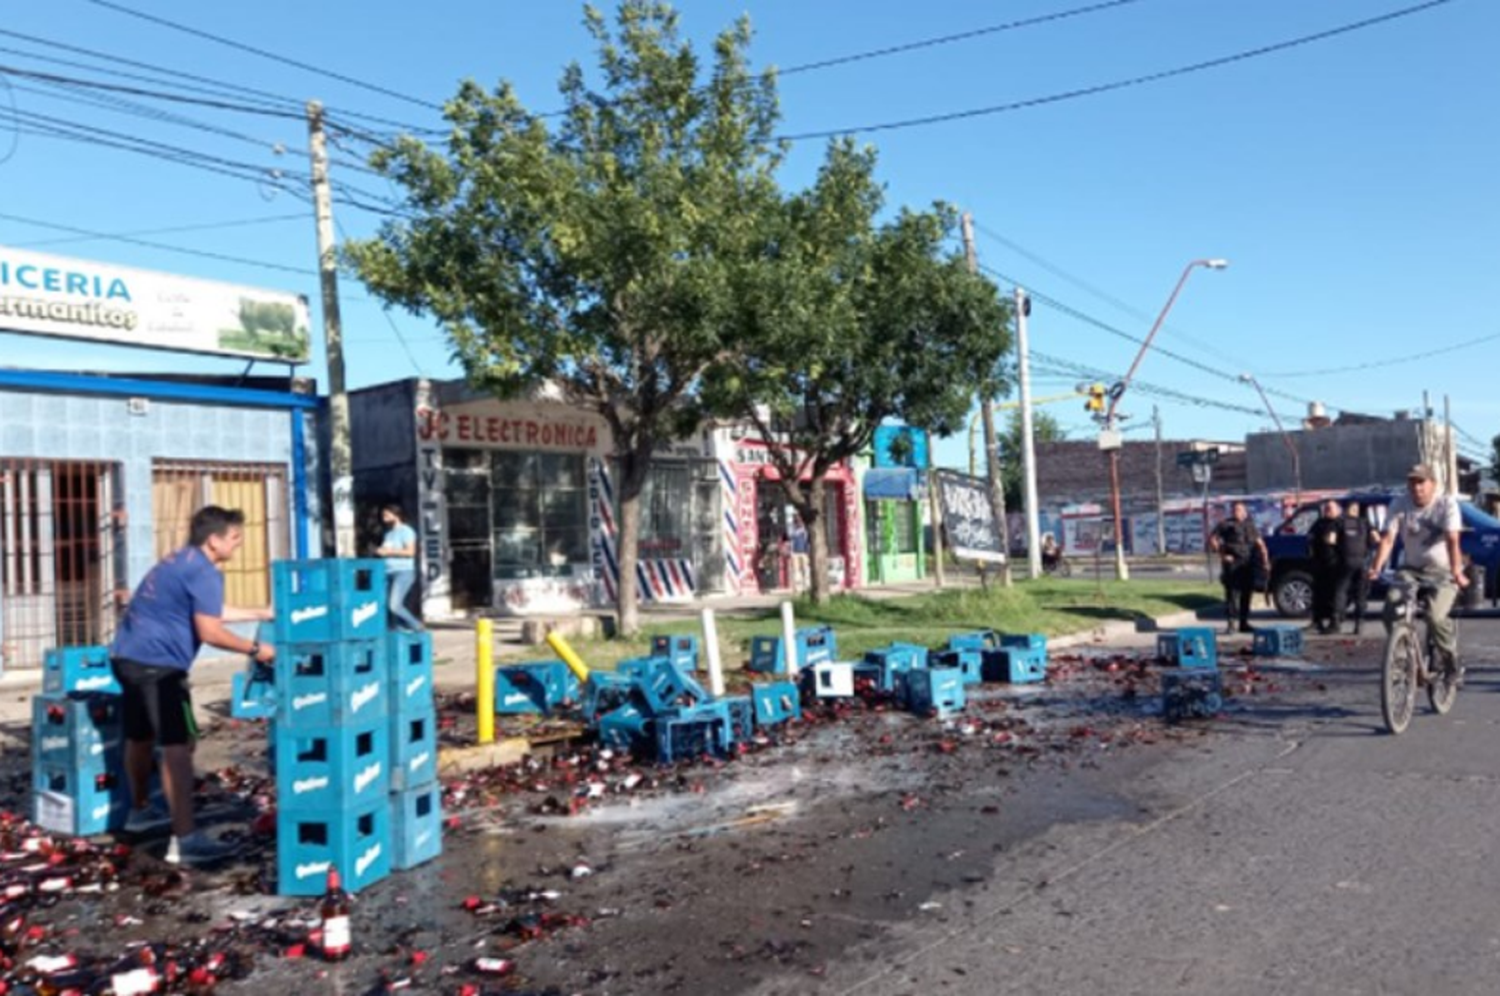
[1084,383,1107,414]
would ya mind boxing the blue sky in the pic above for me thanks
[1,0,1494,474]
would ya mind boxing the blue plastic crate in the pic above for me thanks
[386,630,435,718]
[390,708,437,791]
[581,672,643,724]
[1161,668,1224,722]
[1252,625,1304,658]
[598,703,652,753]
[721,695,753,745]
[747,627,837,675]
[931,649,984,686]
[231,667,276,721]
[747,635,786,675]
[749,681,801,727]
[275,641,388,730]
[905,667,967,719]
[863,644,928,693]
[1157,627,1218,669]
[271,559,388,645]
[655,703,731,762]
[42,646,119,697]
[274,721,390,815]
[495,661,581,715]
[635,659,710,715]
[276,800,391,896]
[1000,633,1048,653]
[32,694,122,770]
[33,763,128,836]
[947,630,999,653]
[981,647,1048,684]
[390,784,443,872]
[650,635,700,672]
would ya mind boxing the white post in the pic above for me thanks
[1016,286,1042,578]
[780,600,799,679]
[701,607,725,697]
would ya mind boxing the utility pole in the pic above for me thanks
[927,431,945,588]
[1153,406,1166,556]
[961,212,1011,586]
[1444,394,1457,496]
[307,100,355,558]
[1015,286,1041,579]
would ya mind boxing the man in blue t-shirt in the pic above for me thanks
[377,504,422,631]
[110,505,275,866]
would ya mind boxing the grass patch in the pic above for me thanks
[534,578,1219,671]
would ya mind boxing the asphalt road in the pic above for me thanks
[742,612,1500,996]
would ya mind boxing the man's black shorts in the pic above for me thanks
[110,659,198,746]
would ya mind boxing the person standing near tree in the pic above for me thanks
[109,506,274,866]
[376,504,423,632]
[1309,499,1343,634]
[1209,501,1270,634]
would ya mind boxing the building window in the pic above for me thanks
[490,452,589,578]
[151,460,288,608]
[889,501,917,554]
[640,463,691,558]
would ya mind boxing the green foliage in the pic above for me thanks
[1000,409,1067,509]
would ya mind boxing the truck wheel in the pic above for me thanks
[1273,570,1314,618]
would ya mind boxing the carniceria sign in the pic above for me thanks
[0,245,312,362]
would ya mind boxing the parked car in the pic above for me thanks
[1264,492,1500,618]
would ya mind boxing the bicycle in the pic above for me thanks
[1379,573,1461,735]
[1041,551,1071,578]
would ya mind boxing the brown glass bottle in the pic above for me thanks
[318,865,352,961]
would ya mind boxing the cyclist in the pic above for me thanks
[1368,464,1468,675]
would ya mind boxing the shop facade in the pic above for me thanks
[0,370,322,669]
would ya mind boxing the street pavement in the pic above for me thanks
[742,611,1500,996]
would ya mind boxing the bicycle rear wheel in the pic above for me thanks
[1381,625,1419,735]
[1427,620,1459,716]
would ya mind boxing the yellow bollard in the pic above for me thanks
[545,632,591,685]
[476,618,495,744]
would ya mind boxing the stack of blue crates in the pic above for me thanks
[32,647,127,836]
[386,629,442,874]
[271,559,403,897]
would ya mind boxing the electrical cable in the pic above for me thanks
[333,216,430,376]
[778,0,1456,141]
[1256,330,1500,379]
[13,213,306,249]
[82,0,443,112]
[0,210,314,276]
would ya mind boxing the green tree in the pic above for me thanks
[999,409,1067,511]
[710,140,1012,602]
[343,2,782,634]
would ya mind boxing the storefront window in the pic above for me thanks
[490,452,589,578]
[890,502,917,554]
[640,463,691,558]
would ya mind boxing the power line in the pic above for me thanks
[1256,330,1500,379]
[777,0,1149,77]
[11,213,305,249]
[0,210,314,276]
[779,0,1457,141]
[0,62,303,119]
[83,0,443,112]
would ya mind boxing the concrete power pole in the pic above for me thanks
[1153,406,1166,556]
[307,100,356,558]
[961,212,1011,586]
[1445,394,1458,496]
[1015,286,1042,578]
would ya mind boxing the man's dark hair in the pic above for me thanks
[382,504,405,520]
[189,505,246,546]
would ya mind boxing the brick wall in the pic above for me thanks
[1034,439,1246,507]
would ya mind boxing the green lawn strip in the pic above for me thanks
[534,579,1219,673]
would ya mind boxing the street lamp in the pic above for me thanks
[1239,372,1302,504]
[1104,258,1228,581]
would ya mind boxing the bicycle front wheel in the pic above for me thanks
[1382,625,1419,735]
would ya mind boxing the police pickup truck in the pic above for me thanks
[1264,493,1500,618]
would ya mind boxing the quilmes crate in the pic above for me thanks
[389,709,438,792]
[981,647,1048,684]
[32,694,123,771]
[747,626,838,675]
[655,702,732,763]
[391,784,443,872]
[1000,633,1048,653]
[386,631,435,718]
[750,681,801,727]
[1252,625,1304,658]
[275,641,389,730]
[930,649,983,686]
[271,558,387,645]
[495,661,580,715]
[33,766,128,837]
[650,635,700,673]
[231,666,276,721]
[632,658,710,715]
[1156,627,1218,669]
[277,800,391,896]
[42,646,120,697]
[1161,668,1224,722]
[947,631,1000,653]
[274,721,390,815]
[721,695,754,745]
[863,643,928,693]
[598,703,652,754]
[904,667,966,719]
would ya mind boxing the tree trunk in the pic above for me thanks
[804,476,830,604]
[614,450,651,637]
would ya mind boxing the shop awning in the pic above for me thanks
[863,467,922,501]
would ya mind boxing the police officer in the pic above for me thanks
[1333,500,1376,634]
[1209,502,1270,634]
[1309,499,1343,634]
